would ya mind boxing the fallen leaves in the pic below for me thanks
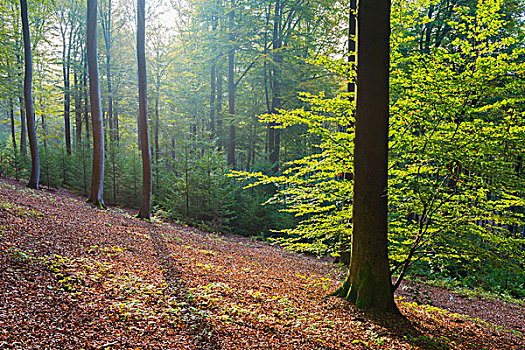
[0,177,523,349]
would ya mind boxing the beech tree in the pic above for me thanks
[136,0,152,219]
[20,0,40,189]
[335,0,398,313]
[87,0,106,207]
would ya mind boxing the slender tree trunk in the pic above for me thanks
[227,0,236,168]
[74,71,83,147]
[20,0,40,189]
[102,0,114,143]
[335,0,398,313]
[87,0,105,207]
[63,26,73,156]
[338,0,357,267]
[137,0,152,219]
[19,96,27,156]
[9,98,17,154]
[83,54,90,142]
[154,79,160,171]
[269,0,282,173]
[210,61,216,139]
[209,10,218,140]
[216,65,223,151]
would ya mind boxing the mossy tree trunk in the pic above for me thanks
[336,0,398,314]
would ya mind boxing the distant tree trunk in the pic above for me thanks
[227,0,236,168]
[83,55,90,142]
[20,0,40,189]
[74,71,83,147]
[62,26,73,156]
[210,61,216,139]
[136,0,152,219]
[338,0,357,267]
[101,0,114,143]
[19,96,27,156]
[335,0,398,313]
[9,98,17,153]
[216,65,223,152]
[209,10,218,140]
[268,0,282,174]
[87,0,105,207]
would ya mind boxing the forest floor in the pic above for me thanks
[0,177,523,350]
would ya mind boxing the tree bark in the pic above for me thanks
[227,0,236,168]
[269,0,282,174]
[18,97,27,156]
[74,71,83,147]
[20,0,40,189]
[9,98,17,154]
[101,0,114,144]
[216,65,223,152]
[87,0,105,207]
[62,25,73,156]
[335,0,398,313]
[136,0,152,219]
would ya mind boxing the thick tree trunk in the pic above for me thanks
[20,0,40,189]
[87,0,105,207]
[227,0,236,168]
[137,0,152,219]
[335,0,398,313]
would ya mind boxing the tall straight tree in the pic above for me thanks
[227,0,236,169]
[87,0,105,207]
[335,0,398,313]
[20,0,40,189]
[136,0,152,219]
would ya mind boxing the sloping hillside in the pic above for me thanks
[0,177,523,349]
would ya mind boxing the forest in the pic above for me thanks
[0,0,524,348]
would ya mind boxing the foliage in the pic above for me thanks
[232,0,525,295]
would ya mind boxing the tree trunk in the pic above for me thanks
[87,0,105,207]
[63,25,73,156]
[136,0,152,219]
[227,0,236,168]
[335,0,398,313]
[9,98,17,154]
[102,0,114,143]
[19,96,27,156]
[269,0,282,174]
[216,65,223,151]
[74,71,83,147]
[210,61,216,140]
[20,0,40,189]
[83,55,90,142]
[338,0,357,267]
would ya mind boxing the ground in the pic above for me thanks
[0,177,523,349]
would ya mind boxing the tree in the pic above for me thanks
[334,0,398,313]
[227,0,236,169]
[20,0,40,189]
[136,0,152,219]
[87,0,106,207]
